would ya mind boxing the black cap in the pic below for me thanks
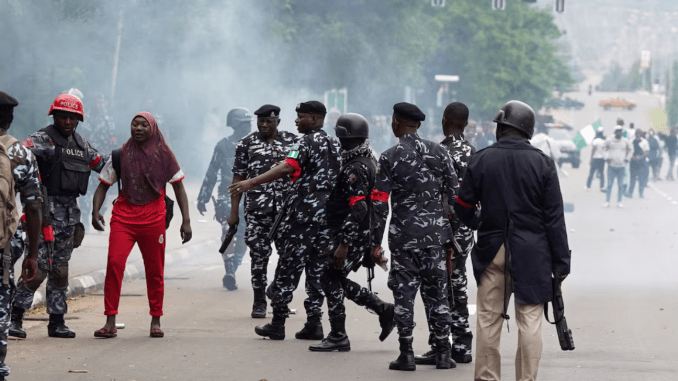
[296,101,326,115]
[254,104,281,118]
[0,91,19,109]
[393,102,425,122]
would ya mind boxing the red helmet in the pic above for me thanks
[48,94,84,121]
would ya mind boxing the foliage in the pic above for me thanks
[268,0,443,113]
[598,62,643,92]
[425,0,573,117]
[668,62,678,128]
[270,0,573,117]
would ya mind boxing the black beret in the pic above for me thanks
[254,104,281,117]
[393,102,425,122]
[0,91,19,109]
[296,101,326,115]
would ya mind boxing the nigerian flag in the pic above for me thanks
[573,120,602,149]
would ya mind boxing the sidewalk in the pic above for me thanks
[16,182,226,310]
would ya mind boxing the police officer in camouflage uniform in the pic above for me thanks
[230,101,340,341]
[227,104,296,318]
[11,93,108,339]
[307,113,395,352]
[198,108,251,290]
[415,102,475,366]
[372,103,458,371]
[0,92,42,381]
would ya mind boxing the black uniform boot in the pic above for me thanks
[8,307,27,339]
[365,294,395,341]
[254,315,285,340]
[414,348,436,365]
[451,351,473,364]
[308,316,351,352]
[389,337,416,371]
[47,314,76,338]
[295,317,323,340]
[414,333,436,365]
[251,289,267,318]
[434,338,456,369]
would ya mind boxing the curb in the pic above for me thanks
[28,239,218,311]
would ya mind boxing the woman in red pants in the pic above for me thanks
[91,111,192,338]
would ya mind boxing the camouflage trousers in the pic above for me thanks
[271,223,329,320]
[220,205,247,275]
[13,199,78,315]
[388,247,451,338]
[424,233,474,355]
[0,241,21,377]
[322,240,373,322]
[244,211,281,290]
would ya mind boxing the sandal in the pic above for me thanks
[93,327,117,338]
[150,327,164,338]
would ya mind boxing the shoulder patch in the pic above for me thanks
[287,143,301,159]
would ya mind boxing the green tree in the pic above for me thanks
[269,0,572,117]
[269,0,442,113]
[668,62,678,128]
[599,61,643,92]
[425,0,573,117]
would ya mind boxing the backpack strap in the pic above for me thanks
[112,148,122,194]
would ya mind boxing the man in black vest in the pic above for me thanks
[10,94,108,339]
[308,113,395,352]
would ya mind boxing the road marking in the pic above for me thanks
[647,183,678,208]
[469,304,476,315]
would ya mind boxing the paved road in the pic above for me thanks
[6,108,678,379]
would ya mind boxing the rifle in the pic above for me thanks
[545,272,575,351]
[366,266,375,293]
[268,191,294,241]
[41,186,55,272]
[218,224,238,254]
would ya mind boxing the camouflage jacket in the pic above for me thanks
[441,133,476,239]
[327,143,376,246]
[232,130,297,215]
[282,128,341,227]
[198,137,238,206]
[5,137,42,210]
[373,133,458,251]
[440,133,476,182]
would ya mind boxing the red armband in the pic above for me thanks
[370,190,389,202]
[455,196,473,209]
[285,158,302,182]
[20,214,26,223]
[89,155,101,169]
[43,226,54,242]
[349,196,366,206]
[22,138,34,148]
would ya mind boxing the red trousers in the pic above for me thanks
[104,219,166,317]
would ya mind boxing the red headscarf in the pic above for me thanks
[121,112,180,205]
